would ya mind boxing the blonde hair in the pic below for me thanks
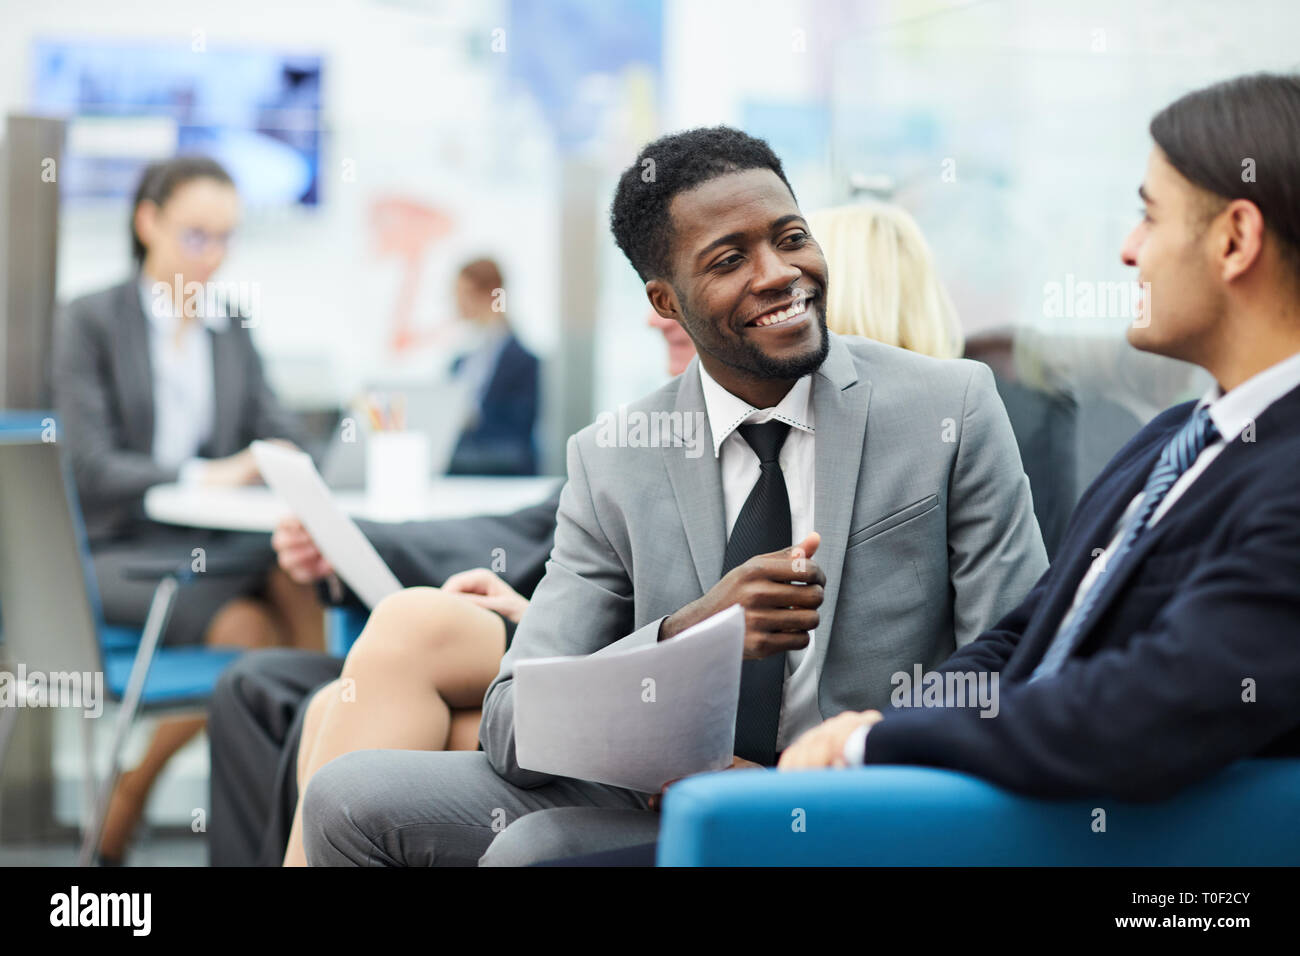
[807,202,964,359]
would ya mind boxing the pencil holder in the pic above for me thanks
[366,430,430,517]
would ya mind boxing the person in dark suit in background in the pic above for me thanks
[781,73,1300,801]
[446,257,540,475]
[51,156,324,861]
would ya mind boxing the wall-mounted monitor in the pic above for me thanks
[30,39,323,207]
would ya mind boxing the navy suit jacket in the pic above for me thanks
[448,333,539,476]
[864,382,1300,801]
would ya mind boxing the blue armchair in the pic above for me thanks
[657,759,1300,866]
[326,605,370,657]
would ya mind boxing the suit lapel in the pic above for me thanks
[207,323,242,455]
[480,333,519,408]
[663,337,870,653]
[1052,441,1159,597]
[663,360,728,594]
[809,336,869,677]
[1015,406,1187,670]
[115,279,156,454]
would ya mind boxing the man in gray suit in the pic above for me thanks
[302,126,1047,866]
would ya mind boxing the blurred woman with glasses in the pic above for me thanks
[52,155,325,862]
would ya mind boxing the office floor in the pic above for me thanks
[0,832,206,866]
[0,708,211,867]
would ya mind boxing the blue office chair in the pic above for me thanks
[0,417,244,865]
[658,759,1300,865]
[326,605,370,657]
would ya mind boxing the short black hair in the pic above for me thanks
[1150,72,1300,282]
[130,155,235,265]
[610,126,796,282]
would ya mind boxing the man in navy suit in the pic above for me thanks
[447,257,540,475]
[781,72,1300,801]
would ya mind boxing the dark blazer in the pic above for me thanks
[51,277,303,542]
[319,490,562,610]
[989,376,1078,561]
[448,332,539,476]
[864,384,1300,801]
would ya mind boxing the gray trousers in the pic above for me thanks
[301,749,660,866]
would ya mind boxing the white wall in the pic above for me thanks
[826,0,1300,343]
[8,0,1300,416]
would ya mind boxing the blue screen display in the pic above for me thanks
[30,39,323,207]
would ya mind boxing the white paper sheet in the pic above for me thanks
[251,441,402,609]
[513,604,745,793]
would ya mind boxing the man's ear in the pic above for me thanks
[645,278,681,322]
[1220,198,1267,283]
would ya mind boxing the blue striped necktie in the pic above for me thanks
[1030,405,1220,681]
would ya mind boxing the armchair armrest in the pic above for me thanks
[657,760,1300,866]
[121,543,275,580]
[326,605,370,657]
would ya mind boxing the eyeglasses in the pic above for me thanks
[175,226,234,256]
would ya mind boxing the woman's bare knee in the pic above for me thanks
[344,587,479,674]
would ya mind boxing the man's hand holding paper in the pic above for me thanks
[513,604,748,793]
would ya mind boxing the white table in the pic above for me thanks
[143,476,562,532]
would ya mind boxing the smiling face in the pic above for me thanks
[1121,147,1228,364]
[645,168,829,404]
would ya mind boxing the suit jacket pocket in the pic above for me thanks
[846,494,940,550]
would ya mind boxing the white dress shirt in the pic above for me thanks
[697,363,821,751]
[139,279,227,483]
[845,347,1300,766]
[453,324,511,417]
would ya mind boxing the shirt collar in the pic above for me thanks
[697,362,815,459]
[1198,348,1300,443]
[139,276,229,333]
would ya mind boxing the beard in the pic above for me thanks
[700,306,831,381]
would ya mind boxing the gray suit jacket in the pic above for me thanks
[51,278,302,542]
[481,332,1049,787]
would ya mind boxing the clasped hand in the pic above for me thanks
[659,532,824,659]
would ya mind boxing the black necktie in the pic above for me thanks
[721,421,792,766]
